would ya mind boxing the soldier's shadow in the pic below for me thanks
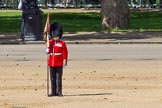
[64,93,112,97]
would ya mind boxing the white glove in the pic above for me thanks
[18,0,23,10]
[45,48,49,54]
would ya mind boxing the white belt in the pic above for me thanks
[50,53,62,56]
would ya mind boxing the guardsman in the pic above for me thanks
[18,0,38,41]
[46,22,68,97]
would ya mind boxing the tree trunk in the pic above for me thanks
[101,0,130,31]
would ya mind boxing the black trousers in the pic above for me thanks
[50,66,63,95]
[21,18,25,41]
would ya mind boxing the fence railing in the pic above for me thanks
[0,0,162,9]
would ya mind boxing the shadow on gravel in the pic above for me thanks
[62,32,162,41]
[0,33,21,44]
[64,93,112,97]
[0,32,162,44]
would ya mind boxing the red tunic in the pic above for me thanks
[48,39,68,67]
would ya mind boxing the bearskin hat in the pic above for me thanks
[50,22,63,38]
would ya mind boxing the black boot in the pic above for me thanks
[57,92,63,97]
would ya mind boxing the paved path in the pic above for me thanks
[0,32,162,44]
[1,44,162,61]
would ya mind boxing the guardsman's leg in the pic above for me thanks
[56,66,63,96]
[49,67,57,96]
